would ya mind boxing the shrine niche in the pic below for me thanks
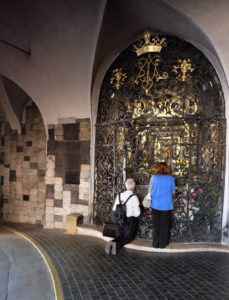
[94,32,225,243]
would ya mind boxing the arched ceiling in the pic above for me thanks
[0,0,106,127]
[2,76,30,123]
[92,0,221,87]
[0,0,228,129]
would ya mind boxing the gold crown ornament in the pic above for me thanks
[134,31,167,56]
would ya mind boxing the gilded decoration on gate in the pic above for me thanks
[133,31,167,56]
[110,68,127,90]
[133,54,168,95]
[132,31,168,95]
[172,59,195,82]
[109,32,168,95]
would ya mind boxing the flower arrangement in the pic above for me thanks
[190,188,204,213]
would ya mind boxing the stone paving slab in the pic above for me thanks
[0,227,55,300]
[3,223,229,300]
[77,224,229,253]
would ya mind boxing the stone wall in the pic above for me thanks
[0,105,90,229]
[0,102,46,224]
[44,118,90,229]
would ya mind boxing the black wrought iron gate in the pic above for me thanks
[94,33,226,242]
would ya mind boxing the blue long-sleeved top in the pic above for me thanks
[149,175,175,211]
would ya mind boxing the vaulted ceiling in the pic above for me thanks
[0,0,228,130]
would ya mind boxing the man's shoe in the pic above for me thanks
[105,240,112,255]
[111,242,117,255]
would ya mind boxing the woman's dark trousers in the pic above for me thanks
[114,217,137,250]
[152,209,170,248]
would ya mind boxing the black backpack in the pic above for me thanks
[112,193,135,225]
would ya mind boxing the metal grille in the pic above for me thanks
[94,36,225,242]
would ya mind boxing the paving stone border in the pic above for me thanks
[3,225,63,300]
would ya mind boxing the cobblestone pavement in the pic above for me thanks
[3,224,229,300]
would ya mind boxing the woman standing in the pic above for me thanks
[149,162,175,248]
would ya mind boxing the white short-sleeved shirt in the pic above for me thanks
[112,191,140,217]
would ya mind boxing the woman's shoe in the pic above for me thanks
[111,242,117,255]
[105,240,113,255]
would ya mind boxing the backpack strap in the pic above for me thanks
[123,193,135,205]
[118,193,121,205]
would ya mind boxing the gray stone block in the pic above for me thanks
[63,123,79,140]
[16,146,23,152]
[30,162,38,169]
[47,140,56,155]
[63,184,79,191]
[65,171,80,185]
[48,129,55,140]
[77,199,88,206]
[65,142,80,155]
[54,200,63,208]
[71,190,79,204]
[9,170,16,182]
[38,169,45,177]
[54,215,63,222]
[80,141,90,164]
[46,184,54,199]
[26,141,32,146]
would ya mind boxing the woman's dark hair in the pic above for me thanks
[154,162,171,175]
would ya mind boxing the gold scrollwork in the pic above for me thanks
[172,59,194,82]
[110,68,127,90]
[133,54,168,95]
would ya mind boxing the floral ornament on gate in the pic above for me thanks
[172,59,195,82]
[110,68,127,90]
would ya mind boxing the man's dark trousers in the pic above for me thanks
[114,217,137,250]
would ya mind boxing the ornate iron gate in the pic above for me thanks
[94,34,226,242]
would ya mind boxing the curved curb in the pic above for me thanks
[3,226,63,300]
[77,226,229,254]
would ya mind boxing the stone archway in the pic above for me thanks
[94,33,226,242]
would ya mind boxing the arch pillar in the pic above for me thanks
[0,77,21,134]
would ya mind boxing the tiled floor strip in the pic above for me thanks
[3,225,63,300]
